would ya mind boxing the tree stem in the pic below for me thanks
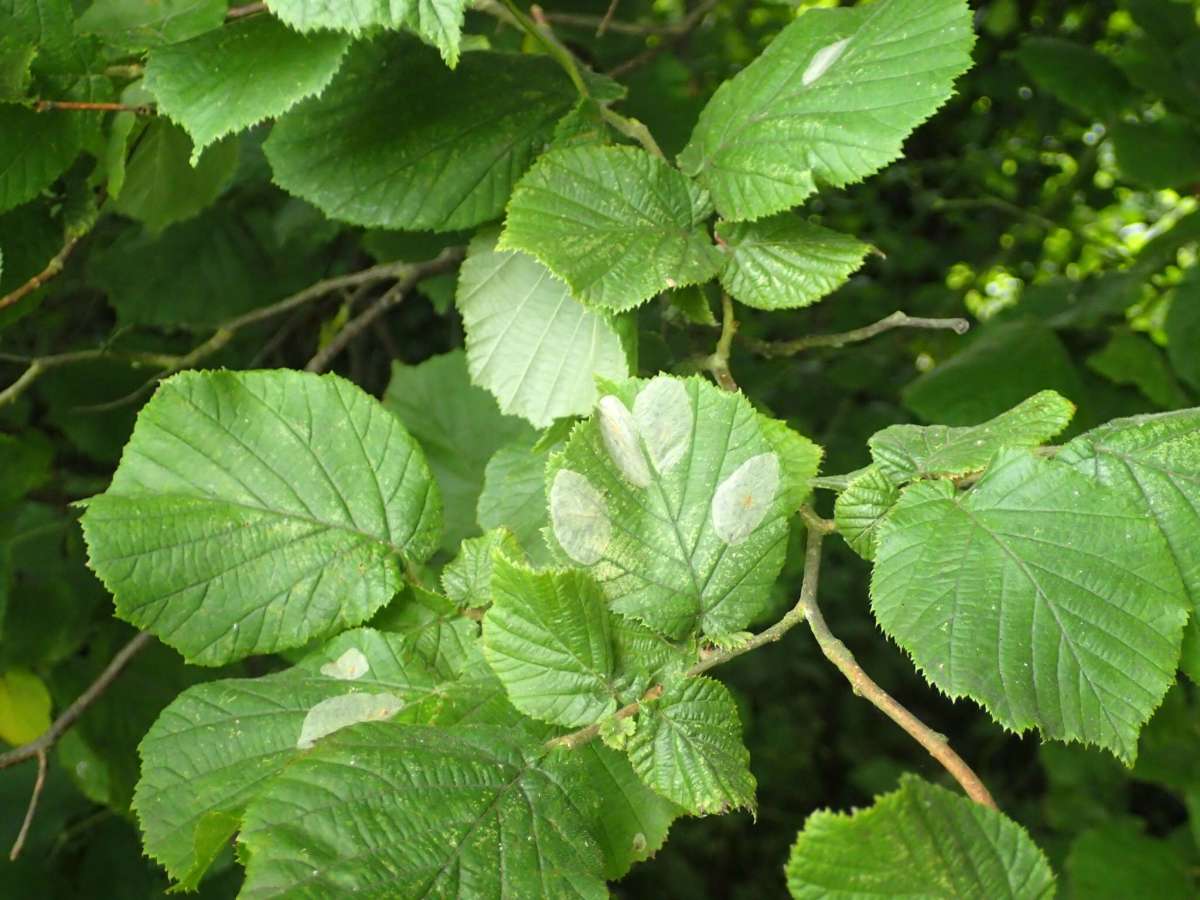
[744,310,970,358]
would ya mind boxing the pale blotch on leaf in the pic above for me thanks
[549,469,611,565]
[598,395,652,487]
[632,377,690,475]
[711,452,780,544]
[802,37,850,86]
[296,692,403,750]
[319,647,370,681]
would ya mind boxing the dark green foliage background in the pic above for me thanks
[2,0,1198,897]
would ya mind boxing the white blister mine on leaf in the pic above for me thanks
[802,37,850,85]
[632,376,690,474]
[319,647,370,681]
[712,452,780,544]
[296,692,403,749]
[550,469,611,565]
[598,395,652,487]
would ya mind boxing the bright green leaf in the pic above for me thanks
[456,230,630,427]
[237,725,607,898]
[872,449,1187,761]
[111,119,238,233]
[627,676,755,816]
[546,375,813,638]
[833,465,899,561]
[383,350,533,551]
[483,557,619,728]
[267,0,469,67]
[716,215,870,310]
[576,742,681,879]
[264,36,575,232]
[144,15,350,162]
[1057,409,1200,693]
[500,145,723,312]
[80,370,441,665]
[441,528,524,609]
[133,629,455,889]
[0,666,51,745]
[868,390,1076,484]
[786,775,1055,899]
[678,0,975,221]
[477,437,553,565]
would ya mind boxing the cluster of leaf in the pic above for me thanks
[3,0,1200,897]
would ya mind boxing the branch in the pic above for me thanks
[303,247,466,373]
[548,507,997,810]
[33,100,153,115]
[0,349,178,410]
[607,0,721,78]
[70,256,459,413]
[226,1,267,18]
[795,509,997,808]
[0,632,154,771]
[743,310,971,358]
[9,749,47,860]
[0,234,84,313]
[545,11,691,35]
[703,292,739,391]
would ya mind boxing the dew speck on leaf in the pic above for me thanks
[598,395,652,487]
[319,647,370,680]
[632,377,690,474]
[711,452,780,544]
[549,468,612,565]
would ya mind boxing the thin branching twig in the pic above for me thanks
[744,310,970,358]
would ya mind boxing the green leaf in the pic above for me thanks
[500,145,723,312]
[1057,409,1200,690]
[111,120,238,233]
[786,775,1055,899]
[237,725,607,898]
[441,528,524,609]
[456,230,630,427]
[268,0,469,67]
[0,39,35,100]
[872,449,1187,761]
[0,666,51,745]
[1111,118,1200,190]
[383,350,533,551]
[0,104,81,214]
[90,205,299,329]
[833,465,899,561]
[627,676,755,816]
[0,432,52,507]
[576,743,681,880]
[75,0,226,50]
[133,629,454,889]
[546,375,813,638]
[1065,821,1193,900]
[144,15,350,162]
[678,0,975,221]
[80,370,441,665]
[868,390,1076,484]
[1166,275,1200,392]
[715,215,870,310]
[264,36,575,232]
[1015,37,1135,120]
[904,318,1085,426]
[483,557,619,728]
[478,436,553,565]
[1087,331,1189,409]
[369,585,480,678]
